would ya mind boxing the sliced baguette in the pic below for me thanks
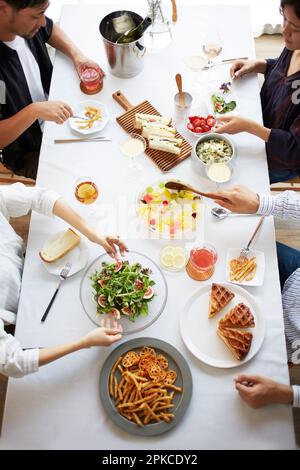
[39,228,80,263]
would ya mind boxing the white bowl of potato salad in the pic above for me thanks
[192,133,235,169]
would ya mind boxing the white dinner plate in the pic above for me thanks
[40,231,89,277]
[69,100,109,135]
[180,282,265,368]
[226,248,265,287]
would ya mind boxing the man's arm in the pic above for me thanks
[47,23,104,77]
[0,102,73,149]
[212,186,300,220]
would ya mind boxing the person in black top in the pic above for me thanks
[0,0,105,178]
[215,0,300,184]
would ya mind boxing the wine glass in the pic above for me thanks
[74,176,100,221]
[183,53,207,93]
[202,31,223,68]
[119,133,146,173]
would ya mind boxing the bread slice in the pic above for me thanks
[208,283,235,318]
[39,228,80,263]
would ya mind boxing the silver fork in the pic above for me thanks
[239,216,265,260]
[41,262,72,322]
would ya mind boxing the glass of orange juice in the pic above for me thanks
[75,177,99,205]
[74,176,101,221]
[185,244,218,281]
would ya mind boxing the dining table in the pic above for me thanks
[0,1,297,450]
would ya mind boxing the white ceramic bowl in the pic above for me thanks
[192,133,235,170]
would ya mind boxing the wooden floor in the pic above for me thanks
[1,35,300,448]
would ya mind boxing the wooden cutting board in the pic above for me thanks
[112,90,192,172]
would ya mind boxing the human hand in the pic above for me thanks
[33,101,73,124]
[212,185,260,213]
[215,115,250,135]
[230,59,260,80]
[91,232,128,258]
[82,317,123,347]
[235,374,293,408]
[74,55,105,79]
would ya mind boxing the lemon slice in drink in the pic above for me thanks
[173,254,186,269]
[173,246,185,257]
[161,246,175,257]
[160,253,174,268]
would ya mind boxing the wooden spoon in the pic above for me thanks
[175,73,185,108]
[165,180,230,202]
[171,0,178,23]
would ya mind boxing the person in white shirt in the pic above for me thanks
[0,183,127,377]
[213,185,300,409]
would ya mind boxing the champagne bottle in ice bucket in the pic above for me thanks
[116,16,152,44]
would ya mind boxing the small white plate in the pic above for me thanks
[40,231,89,277]
[226,248,265,287]
[180,282,265,368]
[69,100,109,135]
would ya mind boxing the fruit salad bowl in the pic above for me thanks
[136,177,203,240]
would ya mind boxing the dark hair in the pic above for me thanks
[281,0,300,19]
[4,0,47,10]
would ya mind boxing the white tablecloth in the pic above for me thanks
[0,3,296,450]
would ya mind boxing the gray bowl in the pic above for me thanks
[192,133,235,170]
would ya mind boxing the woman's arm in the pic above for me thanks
[215,116,271,142]
[38,325,122,366]
[0,318,122,378]
[52,198,127,257]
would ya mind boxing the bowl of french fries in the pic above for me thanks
[226,248,265,287]
[69,100,109,135]
[99,337,193,436]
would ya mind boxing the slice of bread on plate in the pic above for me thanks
[39,228,80,263]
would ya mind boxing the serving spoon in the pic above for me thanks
[164,181,230,202]
[211,207,257,220]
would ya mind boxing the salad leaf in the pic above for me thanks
[211,94,237,114]
[90,260,155,322]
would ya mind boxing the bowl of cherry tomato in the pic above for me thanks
[186,113,217,137]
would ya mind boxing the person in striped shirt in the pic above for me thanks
[0,183,126,377]
[214,185,300,409]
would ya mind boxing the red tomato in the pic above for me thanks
[207,114,214,120]
[188,116,198,122]
[195,127,204,133]
[203,125,211,133]
[206,117,216,127]
[187,122,195,131]
[191,118,201,127]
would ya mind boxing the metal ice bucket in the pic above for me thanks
[99,11,146,79]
